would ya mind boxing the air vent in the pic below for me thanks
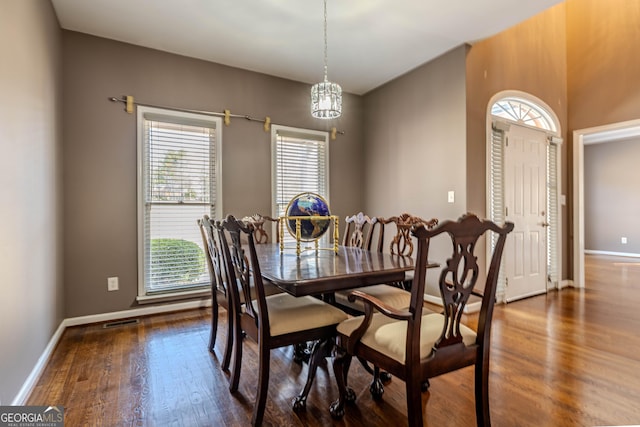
[103,318,140,329]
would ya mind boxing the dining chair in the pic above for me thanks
[197,215,234,372]
[334,212,414,314]
[378,213,439,290]
[242,213,280,244]
[329,213,513,427]
[217,214,348,426]
[335,212,439,393]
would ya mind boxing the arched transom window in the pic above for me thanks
[491,97,556,132]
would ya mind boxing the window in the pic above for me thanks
[491,97,556,132]
[137,106,222,300]
[271,125,329,244]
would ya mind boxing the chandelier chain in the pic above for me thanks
[310,0,341,119]
[323,0,328,81]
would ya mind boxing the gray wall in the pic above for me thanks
[62,32,364,318]
[363,46,468,295]
[584,139,640,254]
[0,1,63,405]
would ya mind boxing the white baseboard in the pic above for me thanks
[11,322,67,405]
[12,298,212,405]
[585,249,640,258]
[559,279,573,289]
[64,298,211,327]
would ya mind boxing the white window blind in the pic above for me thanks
[137,106,222,297]
[547,140,559,287]
[489,124,507,296]
[271,126,329,244]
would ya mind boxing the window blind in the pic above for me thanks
[139,109,220,295]
[489,124,507,297]
[272,127,329,244]
[547,140,559,286]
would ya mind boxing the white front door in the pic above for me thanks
[504,124,548,302]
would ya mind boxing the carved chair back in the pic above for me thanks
[242,213,280,244]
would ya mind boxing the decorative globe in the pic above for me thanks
[285,192,331,241]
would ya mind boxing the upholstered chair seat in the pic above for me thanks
[250,293,347,336]
[337,313,476,364]
[334,284,412,313]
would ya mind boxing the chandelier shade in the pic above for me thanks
[311,80,342,119]
[311,0,342,119]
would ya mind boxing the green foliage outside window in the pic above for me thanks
[150,238,205,286]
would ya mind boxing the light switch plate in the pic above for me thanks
[447,190,455,203]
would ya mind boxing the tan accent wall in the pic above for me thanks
[567,0,640,130]
[0,1,63,404]
[465,3,569,277]
[62,32,364,317]
[567,0,640,263]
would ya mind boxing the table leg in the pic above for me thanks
[292,337,333,411]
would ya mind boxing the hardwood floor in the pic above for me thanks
[28,255,640,426]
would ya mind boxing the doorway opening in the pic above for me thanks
[572,119,640,288]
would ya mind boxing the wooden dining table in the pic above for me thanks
[255,243,417,297]
[253,243,433,411]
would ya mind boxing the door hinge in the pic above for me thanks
[505,206,508,217]
[505,277,509,287]
[505,137,509,147]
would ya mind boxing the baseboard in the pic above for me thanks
[559,279,573,289]
[64,298,211,327]
[585,249,640,258]
[12,298,212,405]
[11,321,67,405]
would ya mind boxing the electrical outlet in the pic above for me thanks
[107,276,119,291]
[621,237,628,244]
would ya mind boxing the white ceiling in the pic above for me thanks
[51,0,564,95]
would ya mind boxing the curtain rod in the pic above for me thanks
[108,95,344,140]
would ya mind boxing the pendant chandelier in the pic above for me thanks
[311,0,342,119]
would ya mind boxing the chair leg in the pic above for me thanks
[330,348,354,419]
[357,357,392,383]
[209,299,219,353]
[369,365,384,400]
[405,374,424,427]
[475,359,491,427]
[228,313,243,393]
[221,305,233,371]
[252,345,270,427]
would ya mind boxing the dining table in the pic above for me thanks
[255,243,417,297]
[252,243,436,410]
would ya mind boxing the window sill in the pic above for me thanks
[136,288,211,305]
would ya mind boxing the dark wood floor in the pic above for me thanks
[28,255,640,426]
